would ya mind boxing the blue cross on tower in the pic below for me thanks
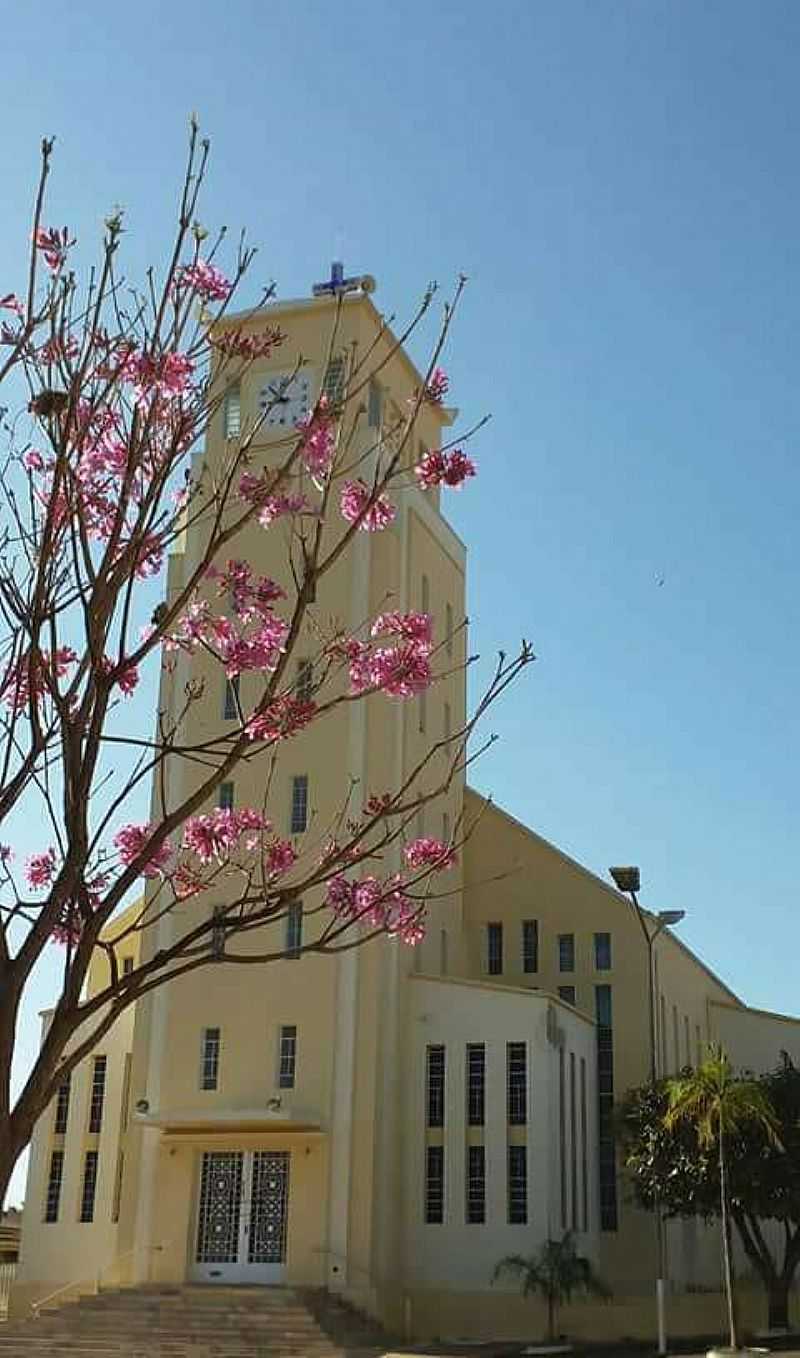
[312,261,376,298]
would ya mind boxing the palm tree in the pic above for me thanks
[493,1232,610,1343]
[665,1047,779,1352]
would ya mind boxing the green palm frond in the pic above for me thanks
[665,1046,781,1150]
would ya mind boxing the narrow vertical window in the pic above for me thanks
[218,781,234,811]
[580,1056,588,1231]
[466,1145,485,1224]
[79,1150,99,1223]
[286,901,303,959]
[323,356,346,405]
[44,1150,64,1223]
[596,984,617,1231]
[684,1014,691,1067]
[88,1055,107,1134]
[290,775,308,833]
[466,1044,485,1127]
[594,931,611,970]
[570,1051,578,1231]
[595,984,612,1027]
[223,385,241,439]
[425,1145,444,1224]
[508,1144,527,1224]
[446,602,454,657]
[122,956,134,977]
[558,985,576,1006]
[487,922,503,976]
[111,1151,124,1223]
[558,933,575,972]
[696,1023,702,1068]
[426,1045,445,1128]
[120,1052,132,1133]
[54,1073,70,1135]
[507,1042,527,1126]
[223,675,240,720]
[367,378,382,429]
[296,659,313,704]
[673,1005,680,1075]
[278,1025,297,1089]
[660,994,667,1075]
[522,920,538,974]
[201,1027,220,1091]
[559,1047,567,1229]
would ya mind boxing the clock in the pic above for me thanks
[257,371,313,429]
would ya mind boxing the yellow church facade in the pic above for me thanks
[13,283,800,1340]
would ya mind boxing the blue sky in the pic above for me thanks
[3,0,800,1200]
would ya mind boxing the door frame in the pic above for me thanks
[189,1148,290,1284]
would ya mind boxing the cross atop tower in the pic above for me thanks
[312,261,376,298]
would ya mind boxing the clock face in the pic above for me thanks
[257,371,313,429]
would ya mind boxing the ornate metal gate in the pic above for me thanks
[192,1150,290,1282]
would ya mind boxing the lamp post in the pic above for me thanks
[609,865,685,1357]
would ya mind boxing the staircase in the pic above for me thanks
[0,1285,393,1358]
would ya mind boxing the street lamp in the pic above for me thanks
[608,866,686,1356]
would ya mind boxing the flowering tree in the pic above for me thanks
[0,127,532,1203]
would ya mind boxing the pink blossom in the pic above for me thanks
[404,837,456,871]
[340,479,396,531]
[113,823,173,878]
[297,407,335,480]
[25,848,57,890]
[22,449,44,472]
[266,839,297,875]
[325,873,356,916]
[175,260,232,303]
[121,348,194,405]
[369,644,432,697]
[424,367,449,405]
[1,647,78,712]
[182,807,271,865]
[245,696,316,743]
[371,611,433,649]
[172,864,205,900]
[38,334,80,364]
[415,447,476,490]
[0,294,23,317]
[34,226,70,272]
[238,474,308,526]
[117,661,139,697]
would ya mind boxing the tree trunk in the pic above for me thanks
[719,1119,738,1350]
[768,1276,790,1331]
[0,1124,21,1210]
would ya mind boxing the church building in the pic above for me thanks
[13,275,800,1341]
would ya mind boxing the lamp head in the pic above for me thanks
[609,865,641,894]
[657,909,685,927]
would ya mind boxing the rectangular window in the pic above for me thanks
[218,781,234,811]
[425,1145,444,1224]
[466,1044,485,1127]
[79,1150,99,1223]
[466,1145,486,1224]
[684,1014,691,1067]
[323,356,346,405]
[367,378,383,429]
[594,931,611,970]
[296,659,313,704]
[44,1149,64,1223]
[507,1042,527,1125]
[426,1045,445,1128]
[696,1023,702,1068]
[487,922,503,976]
[508,1144,527,1224]
[660,993,667,1076]
[446,602,454,657]
[54,1073,70,1135]
[423,1042,442,1129]
[290,775,308,833]
[122,956,134,976]
[673,1005,680,1075]
[88,1055,107,1134]
[223,385,241,439]
[286,901,303,959]
[201,1027,220,1091]
[595,984,612,1028]
[558,933,575,972]
[522,919,538,974]
[278,1024,297,1089]
[111,1151,124,1224]
[558,985,576,1006]
[223,675,240,721]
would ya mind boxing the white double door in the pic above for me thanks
[192,1149,290,1284]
